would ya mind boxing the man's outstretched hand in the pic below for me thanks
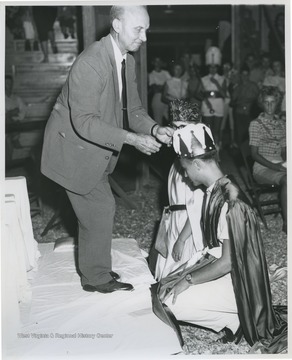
[153,125,174,146]
[125,132,162,155]
[124,125,174,155]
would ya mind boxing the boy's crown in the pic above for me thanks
[173,123,216,158]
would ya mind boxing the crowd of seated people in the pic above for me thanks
[148,50,285,151]
[147,51,286,237]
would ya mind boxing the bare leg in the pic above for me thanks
[40,40,48,62]
[48,29,57,54]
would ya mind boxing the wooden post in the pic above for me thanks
[134,43,150,191]
[82,6,96,48]
[232,5,241,70]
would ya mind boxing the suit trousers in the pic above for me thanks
[66,173,115,286]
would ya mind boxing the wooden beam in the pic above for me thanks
[134,43,150,189]
[82,6,96,48]
[6,120,47,133]
[149,26,218,34]
[232,5,241,70]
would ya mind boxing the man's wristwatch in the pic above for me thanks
[150,124,159,137]
[185,273,192,284]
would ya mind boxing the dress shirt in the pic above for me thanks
[110,35,127,100]
[203,182,229,259]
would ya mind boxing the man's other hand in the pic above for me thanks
[125,132,161,155]
[154,126,174,146]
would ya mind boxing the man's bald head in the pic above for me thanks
[110,5,149,55]
[110,5,148,24]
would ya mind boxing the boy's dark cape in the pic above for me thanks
[151,176,287,354]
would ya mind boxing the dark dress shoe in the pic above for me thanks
[83,279,133,294]
[110,271,120,280]
[217,327,235,344]
[217,326,243,344]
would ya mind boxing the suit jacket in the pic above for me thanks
[41,34,155,194]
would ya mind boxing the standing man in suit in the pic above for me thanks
[41,6,173,293]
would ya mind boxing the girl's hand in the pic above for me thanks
[172,239,185,262]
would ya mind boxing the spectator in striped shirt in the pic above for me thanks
[249,86,286,232]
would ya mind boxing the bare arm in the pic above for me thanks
[164,239,231,304]
[172,218,192,262]
[188,238,231,285]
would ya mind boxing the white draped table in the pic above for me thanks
[2,176,40,350]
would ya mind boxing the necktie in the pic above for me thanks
[121,59,129,130]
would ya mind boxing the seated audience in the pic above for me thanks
[162,62,188,121]
[219,61,237,149]
[231,66,259,144]
[245,52,273,89]
[244,53,261,85]
[187,64,205,109]
[249,86,286,232]
[148,57,171,125]
[152,123,287,354]
[179,50,192,82]
[263,59,285,112]
[258,52,273,87]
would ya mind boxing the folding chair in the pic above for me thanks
[237,141,282,228]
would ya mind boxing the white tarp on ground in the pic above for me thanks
[4,238,182,359]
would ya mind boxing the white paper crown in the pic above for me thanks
[173,123,216,158]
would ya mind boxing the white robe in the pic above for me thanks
[155,160,204,281]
